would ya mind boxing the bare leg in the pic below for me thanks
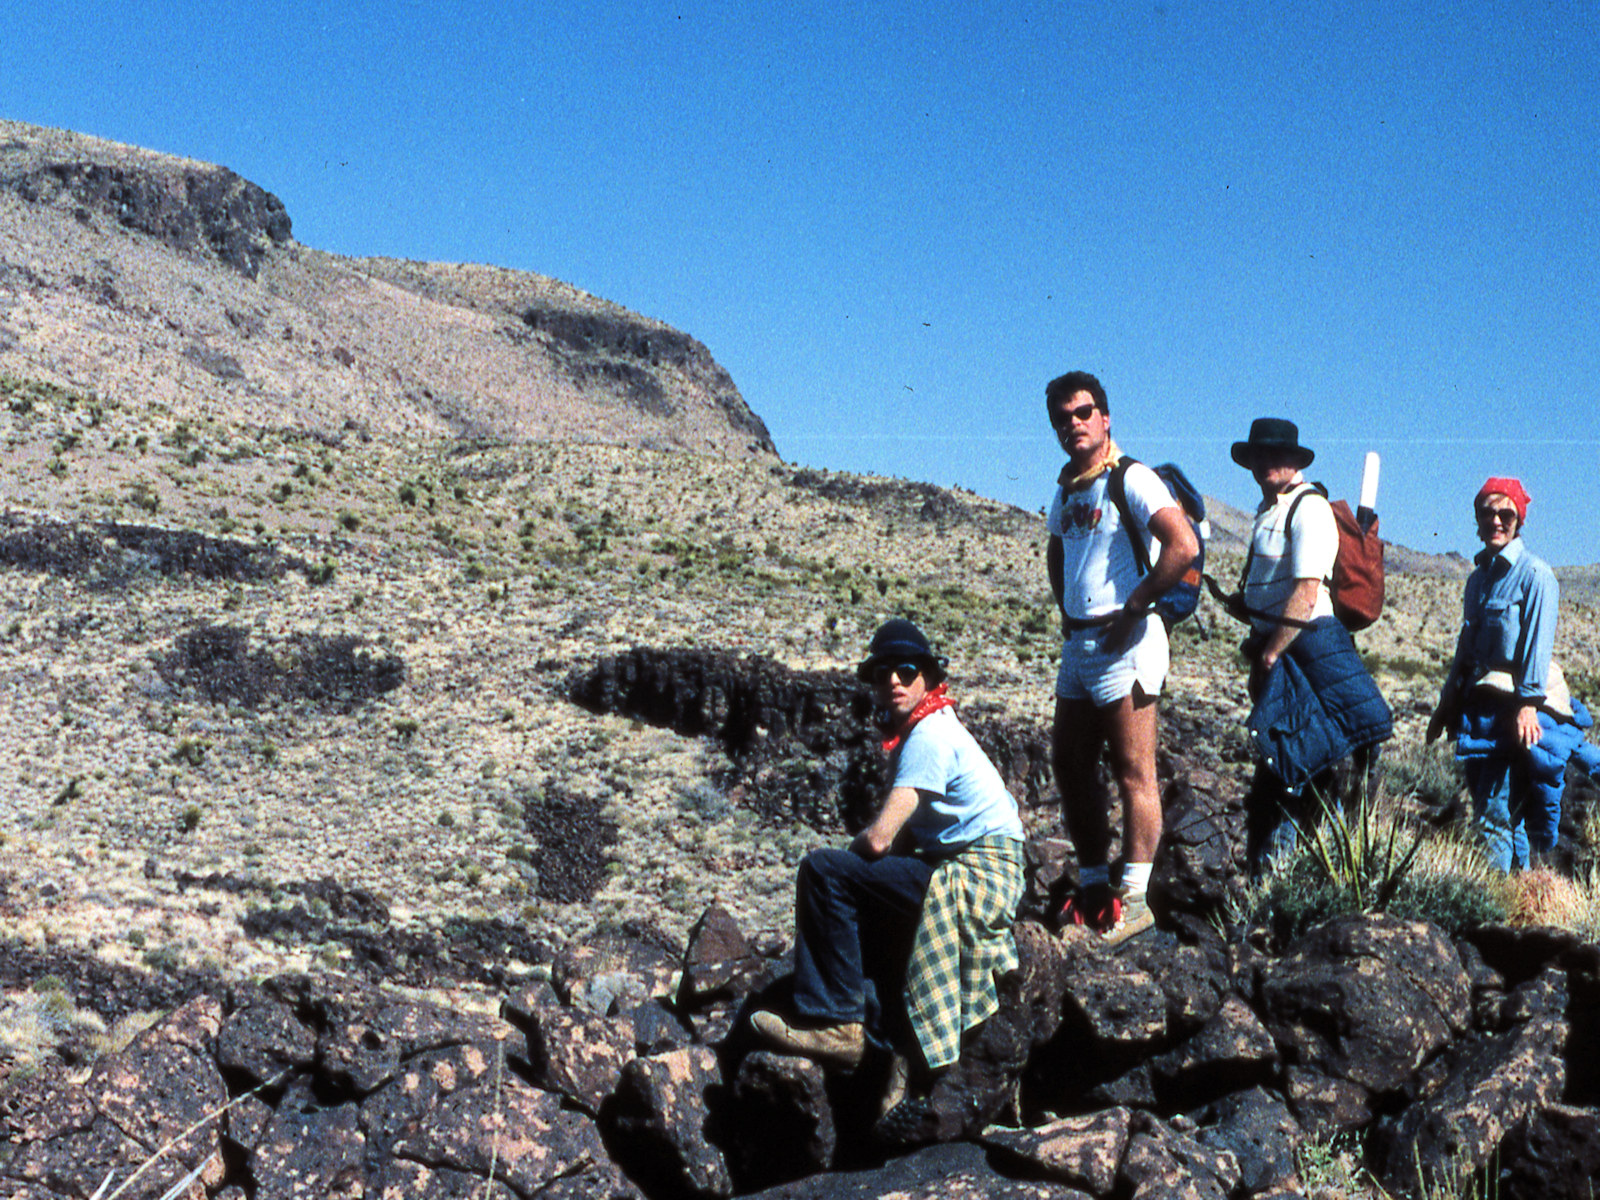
[1052,695,1111,867]
[1100,684,1162,865]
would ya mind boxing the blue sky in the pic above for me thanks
[7,1,1598,564]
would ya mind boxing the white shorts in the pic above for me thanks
[1055,615,1169,707]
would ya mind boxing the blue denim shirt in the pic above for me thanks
[1451,537,1558,701]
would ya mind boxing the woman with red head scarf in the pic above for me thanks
[1426,478,1562,870]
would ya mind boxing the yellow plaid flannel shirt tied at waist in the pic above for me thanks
[904,836,1026,1071]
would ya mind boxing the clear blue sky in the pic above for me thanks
[8,1,1598,564]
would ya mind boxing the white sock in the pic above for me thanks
[1121,861,1153,896]
[1079,864,1110,888]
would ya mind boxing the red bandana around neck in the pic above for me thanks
[881,683,956,753]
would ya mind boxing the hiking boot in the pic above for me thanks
[1056,882,1119,935]
[1101,890,1155,947]
[749,1010,865,1068]
[877,1052,911,1121]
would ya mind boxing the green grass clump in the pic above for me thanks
[1254,791,1505,940]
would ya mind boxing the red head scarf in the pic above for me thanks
[1476,477,1532,524]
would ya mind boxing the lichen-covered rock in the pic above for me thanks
[360,1041,504,1157]
[1283,1065,1374,1139]
[551,932,681,1016]
[740,1139,1091,1199]
[1120,938,1231,1037]
[1259,915,1470,1096]
[1149,996,1278,1109]
[1191,1087,1303,1195]
[372,1158,520,1200]
[1378,1016,1567,1193]
[606,1046,731,1199]
[678,905,766,1006]
[512,1004,636,1114]
[251,1080,364,1200]
[1119,1112,1242,1200]
[616,999,695,1056]
[310,977,503,1094]
[216,987,318,1086]
[981,1108,1132,1195]
[723,1051,836,1189]
[83,995,227,1189]
[389,1075,634,1199]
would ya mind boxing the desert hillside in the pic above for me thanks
[0,119,773,458]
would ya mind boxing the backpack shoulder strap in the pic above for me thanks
[1285,481,1333,581]
[1108,458,1153,577]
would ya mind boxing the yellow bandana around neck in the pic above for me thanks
[1058,439,1123,490]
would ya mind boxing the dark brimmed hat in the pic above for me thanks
[857,618,948,684]
[1231,417,1315,470]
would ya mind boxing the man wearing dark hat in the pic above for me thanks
[750,619,1025,1116]
[1232,418,1391,874]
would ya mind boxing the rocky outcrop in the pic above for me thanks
[6,906,1599,1200]
[0,119,775,457]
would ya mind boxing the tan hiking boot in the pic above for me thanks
[749,1010,865,1068]
[877,1052,911,1120]
[1101,890,1155,947]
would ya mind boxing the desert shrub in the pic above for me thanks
[1255,791,1505,940]
[1384,741,1467,813]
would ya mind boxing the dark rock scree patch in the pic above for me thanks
[0,516,303,585]
[569,646,1052,833]
[520,788,618,904]
[158,623,404,710]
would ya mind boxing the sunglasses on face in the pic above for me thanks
[1051,402,1099,429]
[1476,507,1519,527]
[869,662,922,687]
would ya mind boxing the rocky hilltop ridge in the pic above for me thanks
[0,119,773,456]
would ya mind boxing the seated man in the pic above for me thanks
[750,619,1026,1105]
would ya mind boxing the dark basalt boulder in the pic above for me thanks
[605,1046,732,1200]
[1376,1015,1568,1194]
[1257,914,1471,1098]
[723,1051,838,1189]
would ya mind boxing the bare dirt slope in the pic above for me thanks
[0,119,772,457]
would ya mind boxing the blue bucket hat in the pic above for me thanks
[856,619,948,684]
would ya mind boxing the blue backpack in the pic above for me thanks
[1107,458,1208,628]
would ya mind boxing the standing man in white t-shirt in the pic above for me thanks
[1045,371,1198,945]
[1232,417,1390,874]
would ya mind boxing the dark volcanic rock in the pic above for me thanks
[549,929,681,1016]
[606,1046,732,1200]
[1191,1087,1304,1195]
[1258,914,1470,1097]
[724,1051,837,1189]
[1377,1016,1567,1193]
[159,623,405,711]
[981,1107,1132,1195]
[1500,1104,1600,1200]
[4,154,291,276]
[251,1080,364,1200]
[743,1139,1087,1199]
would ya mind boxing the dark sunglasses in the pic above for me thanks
[1476,506,1519,527]
[1051,402,1099,429]
[869,662,923,687]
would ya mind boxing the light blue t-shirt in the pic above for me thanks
[891,708,1025,851]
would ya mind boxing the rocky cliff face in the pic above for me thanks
[0,119,774,456]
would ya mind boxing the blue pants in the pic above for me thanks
[792,847,933,1042]
[1466,755,1542,872]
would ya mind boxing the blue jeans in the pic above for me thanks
[1246,745,1382,879]
[792,847,934,1042]
[1466,756,1531,872]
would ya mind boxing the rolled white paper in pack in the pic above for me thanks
[1359,452,1380,511]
